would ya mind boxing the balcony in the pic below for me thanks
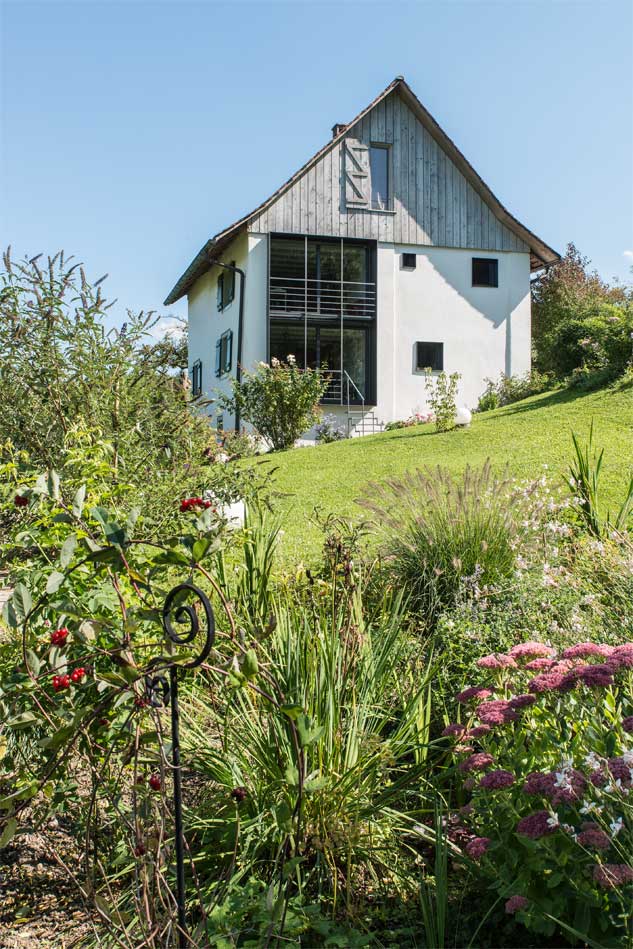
[269,275,376,322]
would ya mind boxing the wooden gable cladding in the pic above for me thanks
[248,90,528,253]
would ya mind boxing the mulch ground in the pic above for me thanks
[0,822,99,949]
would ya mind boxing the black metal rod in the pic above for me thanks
[170,665,187,947]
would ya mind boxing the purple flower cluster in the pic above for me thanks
[523,769,586,806]
[442,723,466,737]
[508,641,555,660]
[479,769,515,790]
[592,864,633,889]
[465,836,491,860]
[476,699,519,725]
[562,642,613,659]
[456,685,494,703]
[577,826,611,851]
[623,716,633,734]
[459,752,494,774]
[505,895,529,914]
[477,654,517,670]
[516,810,557,840]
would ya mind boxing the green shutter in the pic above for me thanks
[215,339,222,377]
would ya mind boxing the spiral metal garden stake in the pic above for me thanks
[144,583,215,948]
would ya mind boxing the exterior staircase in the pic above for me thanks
[346,409,383,437]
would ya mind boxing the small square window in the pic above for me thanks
[416,341,443,372]
[191,359,202,396]
[402,253,416,270]
[472,258,498,287]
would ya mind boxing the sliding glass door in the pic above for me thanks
[268,235,376,404]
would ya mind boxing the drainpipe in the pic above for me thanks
[208,257,246,432]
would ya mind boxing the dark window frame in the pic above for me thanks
[415,341,444,372]
[191,359,202,396]
[369,143,391,211]
[216,262,237,311]
[215,329,233,378]
[472,257,499,288]
[402,253,416,270]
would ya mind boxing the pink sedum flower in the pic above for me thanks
[442,723,466,737]
[477,654,517,670]
[592,864,633,889]
[516,810,557,839]
[524,657,553,671]
[505,895,529,914]
[459,752,494,774]
[477,699,519,725]
[509,693,537,709]
[456,686,494,703]
[465,836,491,860]
[562,642,613,660]
[623,716,633,734]
[577,828,611,851]
[467,724,492,738]
[480,769,515,790]
[527,672,568,693]
[508,641,556,660]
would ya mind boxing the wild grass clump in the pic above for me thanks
[358,461,549,625]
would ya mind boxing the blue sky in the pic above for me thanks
[2,0,632,329]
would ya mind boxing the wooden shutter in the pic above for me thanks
[227,264,236,304]
[344,139,370,207]
[215,339,222,377]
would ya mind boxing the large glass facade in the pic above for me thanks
[268,236,376,404]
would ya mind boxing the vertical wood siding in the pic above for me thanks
[248,91,528,252]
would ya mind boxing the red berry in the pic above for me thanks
[14,494,28,508]
[70,667,86,683]
[53,674,70,692]
[133,842,146,857]
[51,627,69,646]
[134,695,149,708]
[149,774,161,791]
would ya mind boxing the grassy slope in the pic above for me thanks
[248,383,633,563]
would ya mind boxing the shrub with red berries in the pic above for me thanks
[51,627,69,646]
[52,674,71,692]
[70,667,86,683]
[148,773,162,792]
[179,496,213,513]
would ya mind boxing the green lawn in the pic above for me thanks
[247,382,633,564]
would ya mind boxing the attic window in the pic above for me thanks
[402,253,416,270]
[415,342,443,372]
[369,145,390,210]
[472,258,498,288]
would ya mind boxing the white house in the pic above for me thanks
[165,76,559,436]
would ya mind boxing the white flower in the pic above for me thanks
[546,812,560,829]
[271,357,280,368]
[610,817,623,836]
[584,752,602,772]
[580,800,602,815]
[286,353,296,365]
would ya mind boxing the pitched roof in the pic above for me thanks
[164,76,559,305]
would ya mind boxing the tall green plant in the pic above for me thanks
[569,422,633,537]
[425,371,461,433]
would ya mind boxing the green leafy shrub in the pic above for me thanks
[425,371,460,432]
[358,463,551,625]
[476,371,553,412]
[443,639,633,945]
[219,357,329,451]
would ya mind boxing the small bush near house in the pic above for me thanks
[383,411,434,431]
[425,370,461,432]
[219,356,329,451]
[443,640,633,946]
[314,412,348,443]
[358,462,554,625]
[477,370,553,412]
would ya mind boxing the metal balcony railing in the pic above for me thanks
[321,369,365,410]
[269,275,376,321]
